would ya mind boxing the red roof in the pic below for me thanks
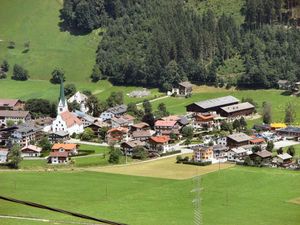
[196,114,214,120]
[52,143,77,151]
[155,120,177,127]
[107,127,129,134]
[250,138,265,144]
[60,111,82,128]
[150,136,170,144]
[161,115,180,121]
[50,151,68,157]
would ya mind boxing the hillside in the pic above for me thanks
[0,0,99,82]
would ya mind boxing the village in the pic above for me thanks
[0,80,299,170]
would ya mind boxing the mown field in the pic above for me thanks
[153,87,300,126]
[0,167,299,225]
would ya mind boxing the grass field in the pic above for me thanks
[153,87,300,126]
[0,167,299,225]
[87,154,235,180]
[0,0,99,82]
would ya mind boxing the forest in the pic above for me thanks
[61,0,300,90]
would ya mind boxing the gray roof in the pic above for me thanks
[122,140,145,148]
[107,104,127,115]
[53,130,69,137]
[15,123,42,134]
[277,153,292,160]
[213,145,228,152]
[278,126,300,134]
[221,102,254,113]
[227,133,252,143]
[179,81,192,88]
[132,130,152,138]
[0,110,29,118]
[178,116,189,125]
[255,150,272,158]
[193,96,239,109]
[277,80,289,84]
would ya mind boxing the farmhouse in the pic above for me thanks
[111,114,135,128]
[87,121,109,137]
[120,140,145,156]
[148,136,170,153]
[100,104,127,121]
[186,95,239,113]
[274,153,293,165]
[51,143,78,156]
[220,102,255,118]
[212,145,229,159]
[131,122,150,132]
[193,146,213,162]
[154,120,177,133]
[11,123,43,147]
[251,150,272,161]
[0,110,31,126]
[227,147,249,161]
[73,110,96,127]
[106,127,129,143]
[52,81,84,135]
[0,99,24,111]
[21,145,42,158]
[192,113,220,130]
[49,151,69,164]
[227,133,252,148]
[68,91,89,113]
[277,126,300,138]
[171,81,193,97]
[49,130,69,143]
[132,130,153,141]
[277,80,290,90]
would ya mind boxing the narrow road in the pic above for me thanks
[136,95,169,106]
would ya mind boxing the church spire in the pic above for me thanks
[57,77,68,114]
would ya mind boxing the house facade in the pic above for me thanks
[193,146,213,162]
[21,145,42,157]
[0,110,31,126]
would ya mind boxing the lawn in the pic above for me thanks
[0,167,299,225]
[87,154,235,180]
[0,79,162,104]
[153,87,300,126]
[78,144,109,154]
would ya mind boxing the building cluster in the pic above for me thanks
[0,83,299,169]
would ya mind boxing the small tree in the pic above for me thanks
[254,156,262,167]
[285,102,296,124]
[38,136,51,151]
[266,141,274,152]
[232,119,241,131]
[50,68,65,84]
[252,145,261,153]
[132,146,148,160]
[108,146,122,164]
[64,84,76,97]
[277,148,283,155]
[12,64,29,81]
[182,126,194,139]
[239,117,247,129]
[287,146,295,157]
[90,65,102,82]
[81,128,95,141]
[262,102,272,124]
[244,156,252,166]
[8,41,15,49]
[1,60,9,72]
[6,120,15,127]
[7,144,22,169]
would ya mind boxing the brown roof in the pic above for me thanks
[121,140,145,148]
[0,110,29,118]
[161,115,180,121]
[21,145,42,153]
[0,99,20,107]
[132,122,149,129]
[50,151,69,157]
[150,136,170,144]
[155,120,177,127]
[107,127,129,134]
[255,150,272,158]
[179,81,193,88]
[52,143,77,151]
[60,111,82,128]
[132,130,152,138]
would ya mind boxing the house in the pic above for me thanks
[227,133,252,148]
[87,121,109,137]
[277,126,300,138]
[131,122,150,132]
[21,145,42,158]
[212,145,229,159]
[193,146,213,162]
[0,110,31,126]
[220,102,255,118]
[11,123,43,147]
[186,96,239,113]
[276,153,293,164]
[250,150,272,161]
[148,136,170,153]
[111,114,135,128]
[51,81,84,135]
[106,127,129,143]
[217,136,227,146]
[120,140,145,156]
[49,151,69,164]
[51,143,78,156]
[0,148,8,163]
[270,123,287,130]
[178,116,189,127]
[250,136,266,146]
[170,81,193,97]
[227,147,248,161]
[132,130,153,141]
[277,80,290,90]
[154,120,177,134]
[0,99,25,110]
[193,113,220,130]
[100,104,127,121]
[49,130,70,143]
[0,126,17,146]
[68,92,89,113]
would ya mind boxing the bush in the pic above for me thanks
[12,64,29,81]
[182,161,212,166]
[108,147,122,164]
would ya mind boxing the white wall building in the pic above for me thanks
[68,91,89,113]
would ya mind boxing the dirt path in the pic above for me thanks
[136,95,169,106]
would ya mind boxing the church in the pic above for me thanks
[51,80,84,135]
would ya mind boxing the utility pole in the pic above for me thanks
[192,176,202,225]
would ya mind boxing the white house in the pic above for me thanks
[68,91,89,113]
[21,145,42,158]
[0,148,8,163]
[227,147,248,161]
[51,81,84,135]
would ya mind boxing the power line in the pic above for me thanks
[191,176,202,225]
[0,195,127,225]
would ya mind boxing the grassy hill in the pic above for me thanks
[0,0,99,82]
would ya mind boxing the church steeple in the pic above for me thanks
[57,78,68,114]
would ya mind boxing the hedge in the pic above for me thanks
[160,150,181,157]
[182,161,212,166]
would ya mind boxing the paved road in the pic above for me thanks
[274,140,299,149]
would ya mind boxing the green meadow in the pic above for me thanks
[0,167,299,225]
